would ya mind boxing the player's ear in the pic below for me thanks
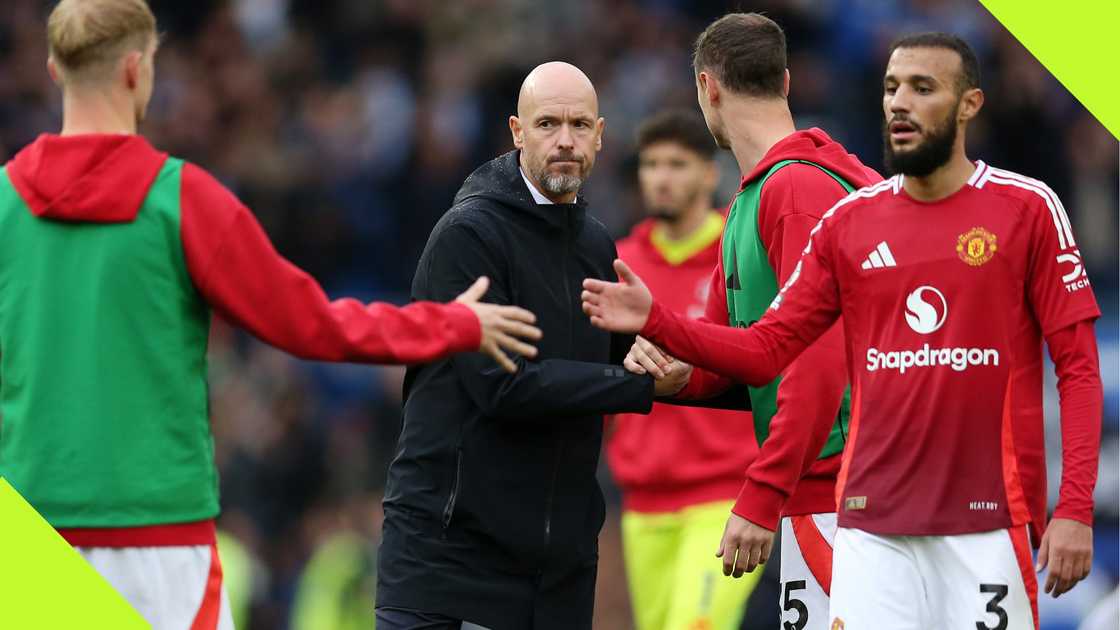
[782,68,791,98]
[958,87,984,123]
[123,49,142,90]
[509,115,524,149]
[594,117,605,152]
[47,57,62,86]
[699,71,719,106]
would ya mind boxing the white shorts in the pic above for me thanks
[830,526,1037,630]
[779,513,837,630]
[78,544,235,630]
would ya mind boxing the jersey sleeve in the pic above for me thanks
[676,264,737,399]
[1022,188,1102,526]
[178,163,481,363]
[1046,318,1103,526]
[641,202,845,388]
[1025,192,1101,333]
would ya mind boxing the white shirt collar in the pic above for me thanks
[520,168,554,205]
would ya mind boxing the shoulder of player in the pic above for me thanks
[972,163,1066,212]
[971,163,1074,240]
[179,161,233,199]
[815,175,902,226]
[753,166,835,247]
[768,161,840,185]
[177,161,249,222]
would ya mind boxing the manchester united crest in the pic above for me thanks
[956,227,997,266]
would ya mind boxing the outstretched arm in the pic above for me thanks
[583,217,844,388]
[179,163,539,369]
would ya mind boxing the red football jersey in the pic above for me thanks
[642,161,1101,536]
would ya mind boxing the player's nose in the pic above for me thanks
[888,87,911,113]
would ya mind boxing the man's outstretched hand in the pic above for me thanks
[456,276,542,373]
[581,259,653,334]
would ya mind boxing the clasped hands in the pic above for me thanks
[623,336,691,397]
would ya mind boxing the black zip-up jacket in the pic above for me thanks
[376,150,654,629]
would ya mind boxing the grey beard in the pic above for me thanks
[541,173,583,196]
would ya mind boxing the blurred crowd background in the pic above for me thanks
[1,0,1116,628]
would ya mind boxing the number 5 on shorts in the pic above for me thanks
[782,580,808,630]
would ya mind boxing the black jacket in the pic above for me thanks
[376,151,654,629]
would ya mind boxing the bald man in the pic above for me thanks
[376,62,659,630]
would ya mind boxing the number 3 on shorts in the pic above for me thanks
[782,580,808,630]
[976,583,1009,630]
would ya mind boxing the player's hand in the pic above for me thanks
[716,512,774,578]
[456,276,541,373]
[653,359,692,397]
[1036,517,1093,598]
[623,336,675,378]
[581,260,653,334]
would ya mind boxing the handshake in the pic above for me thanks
[624,336,693,397]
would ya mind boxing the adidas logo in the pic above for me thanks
[860,241,897,270]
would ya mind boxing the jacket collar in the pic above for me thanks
[454,150,587,231]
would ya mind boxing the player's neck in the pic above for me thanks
[59,88,137,136]
[901,150,976,202]
[657,202,712,241]
[723,99,796,178]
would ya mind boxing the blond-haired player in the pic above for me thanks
[0,2,540,628]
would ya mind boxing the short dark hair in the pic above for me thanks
[887,32,981,93]
[636,110,717,159]
[692,13,786,98]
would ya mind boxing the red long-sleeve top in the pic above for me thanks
[9,133,482,548]
[642,164,1102,536]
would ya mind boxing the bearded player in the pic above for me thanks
[0,1,540,628]
[584,32,1101,629]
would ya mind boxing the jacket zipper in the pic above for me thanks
[542,214,574,562]
[563,210,574,349]
[542,440,563,559]
[441,449,463,533]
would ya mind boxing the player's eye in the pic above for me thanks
[538,119,553,128]
[916,85,932,95]
[884,85,897,95]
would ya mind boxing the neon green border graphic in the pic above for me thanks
[0,479,149,629]
[980,0,1120,139]
[0,3,1114,628]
